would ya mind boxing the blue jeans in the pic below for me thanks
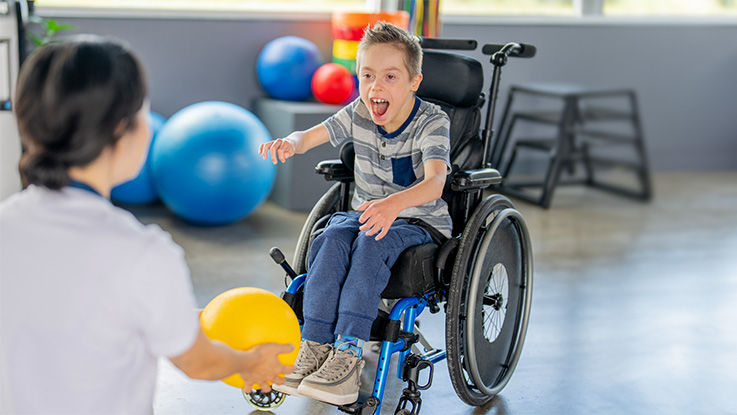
[301,211,433,343]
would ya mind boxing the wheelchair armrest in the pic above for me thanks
[450,167,502,192]
[316,159,355,182]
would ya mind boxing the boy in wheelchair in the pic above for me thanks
[258,22,452,405]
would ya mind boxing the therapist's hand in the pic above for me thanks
[238,343,295,393]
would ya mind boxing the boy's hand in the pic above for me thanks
[258,138,296,164]
[239,343,295,393]
[357,196,403,241]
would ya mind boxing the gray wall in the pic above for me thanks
[52,15,737,171]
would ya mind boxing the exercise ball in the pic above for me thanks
[111,111,166,205]
[201,287,301,389]
[311,63,355,105]
[150,102,276,226]
[257,36,323,101]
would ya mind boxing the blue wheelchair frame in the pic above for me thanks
[285,273,445,414]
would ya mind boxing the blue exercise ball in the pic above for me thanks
[150,102,276,226]
[257,36,323,101]
[111,111,166,205]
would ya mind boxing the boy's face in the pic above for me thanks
[358,43,422,133]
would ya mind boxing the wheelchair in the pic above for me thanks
[246,38,536,415]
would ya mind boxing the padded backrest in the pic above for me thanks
[417,50,485,172]
[418,51,486,233]
[417,50,483,108]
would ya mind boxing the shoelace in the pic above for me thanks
[313,345,358,382]
[296,342,329,374]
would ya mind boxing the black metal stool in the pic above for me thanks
[491,83,652,208]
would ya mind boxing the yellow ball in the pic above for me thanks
[200,287,301,389]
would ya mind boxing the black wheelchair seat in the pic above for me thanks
[382,242,438,299]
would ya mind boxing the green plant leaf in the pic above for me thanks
[26,32,44,47]
[25,17,76,47]
[46,19,60,32]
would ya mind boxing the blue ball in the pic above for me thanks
[257,36,323,101]
[150,102,276,226]
[111,111,166,205]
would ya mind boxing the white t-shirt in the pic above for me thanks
[0,185,199,415]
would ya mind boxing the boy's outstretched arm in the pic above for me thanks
[357,159,447,240]
[258,124,330,164]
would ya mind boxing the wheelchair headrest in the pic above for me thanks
[417,50,484,108]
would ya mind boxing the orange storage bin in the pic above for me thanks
[331,11,410,73]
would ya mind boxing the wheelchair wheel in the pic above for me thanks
[445,194,533,406]
[293,182,342,275]
[243,389,286,411]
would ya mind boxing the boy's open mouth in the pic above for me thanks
[371,98,389,118]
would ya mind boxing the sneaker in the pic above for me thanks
[272,340,332,396]
[297,348,365,405]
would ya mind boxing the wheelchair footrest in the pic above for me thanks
[338,396,380,415]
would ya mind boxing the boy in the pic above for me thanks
[258,22,451,405]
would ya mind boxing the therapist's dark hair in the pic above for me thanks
[14,36,147,189]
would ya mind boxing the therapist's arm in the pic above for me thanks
[169,328,294,392]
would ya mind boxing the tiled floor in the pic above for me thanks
[134,172,737,415]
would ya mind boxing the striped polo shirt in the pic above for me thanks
[322,96,453,238]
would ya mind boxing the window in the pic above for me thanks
[35,0,365,13]
[603,0,737,16]
[442,0,575,16]
[34,0,737,17]
[36,0,576,16]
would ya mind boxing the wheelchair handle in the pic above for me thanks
[482,42,537,58]
[269,247,298,280]
[416,36,477,51]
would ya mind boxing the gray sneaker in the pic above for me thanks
[297,348,365,405]
[272,340,332,396]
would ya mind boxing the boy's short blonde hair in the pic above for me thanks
[356,22,423,77]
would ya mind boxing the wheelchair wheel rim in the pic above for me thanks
[464,208,532,396]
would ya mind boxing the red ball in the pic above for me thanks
[311,63,356,105]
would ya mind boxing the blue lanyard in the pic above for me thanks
[67,180,103,197]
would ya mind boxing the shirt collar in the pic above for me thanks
[377,96,421,139]
[67,180,103,198]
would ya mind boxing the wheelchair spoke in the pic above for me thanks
[482,263,509,343]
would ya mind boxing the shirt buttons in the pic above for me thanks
[382,142,386,147]
[380,155,386,160]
